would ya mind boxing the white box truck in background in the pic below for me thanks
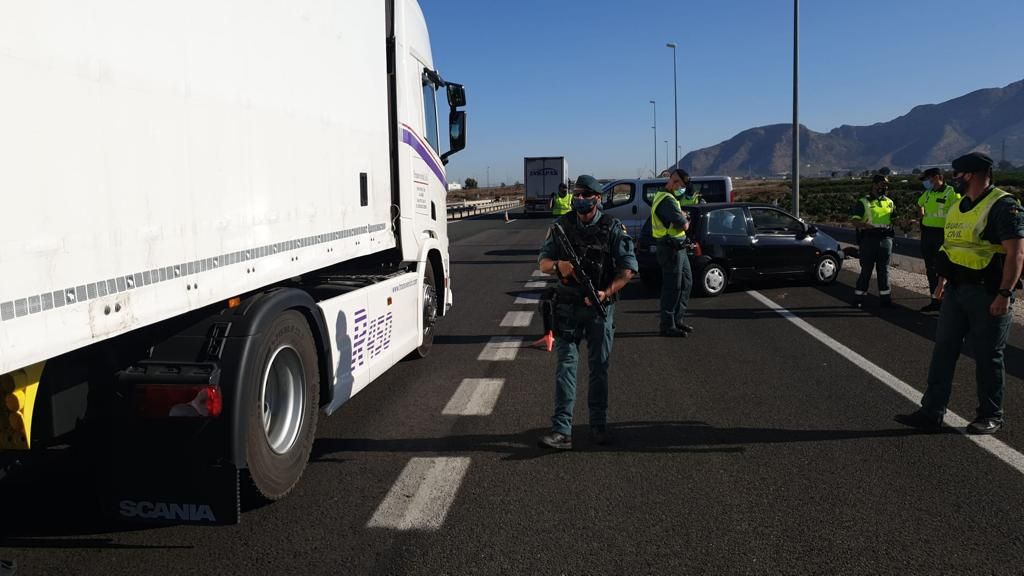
[523,157,569,216]
[0,0,465,523]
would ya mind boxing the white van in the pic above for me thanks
[600,176,734,238]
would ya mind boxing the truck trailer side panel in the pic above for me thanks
[0,1,398,374]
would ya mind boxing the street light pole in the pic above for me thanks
[666,42,678,171]
[664,140,669,174]
[792,0,800,217]
[649,100,657,175]
[486,166,490,189]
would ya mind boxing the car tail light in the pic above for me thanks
[691,241,703,257]
[135,385,223,418]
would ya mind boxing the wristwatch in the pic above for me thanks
[998,288,1013,298]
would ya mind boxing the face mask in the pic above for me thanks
[675,187,687,195]
[952,177,967,194]
[923,180,934,191]
[573,197,598,214]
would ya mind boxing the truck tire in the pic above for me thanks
[414,265,438,358]
[244,310,319,502]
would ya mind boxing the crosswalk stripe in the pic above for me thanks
[524,281,548,289]
[366,457,471,531]
[500,311,534,327]
[443,378,504,416]
[531,270,549,277]
[478,336,523,361]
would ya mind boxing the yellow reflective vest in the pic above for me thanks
[852,196,894,227]
[551,191,572,216]
[651,190,686,239]
[941,188,1011,270]
[918,185,960,229]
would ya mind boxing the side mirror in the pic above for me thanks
[805,224,818,236]
[440,111,466,165]
[446,83,466,108]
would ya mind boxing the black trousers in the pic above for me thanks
[920,226,945,296]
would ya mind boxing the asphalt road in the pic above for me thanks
[4,209,1024,575]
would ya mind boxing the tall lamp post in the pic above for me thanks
[666,42,678,171]
[649,100,657,175]
[792,0,800,217]
[664,140,669,174]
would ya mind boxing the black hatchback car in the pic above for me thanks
[636,203,844,296]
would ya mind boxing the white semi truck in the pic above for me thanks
[0,0,465,523]
[523,156,569,216]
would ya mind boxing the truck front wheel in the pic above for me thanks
[244,310,319,501]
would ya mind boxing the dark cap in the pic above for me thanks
[670,168,690,182]
[872,174,889,184]
[918,167,942,180]
[575,174,603,195]
[951,152,994,174]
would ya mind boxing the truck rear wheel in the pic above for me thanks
[244,310,319,501]
[414,265,438,358]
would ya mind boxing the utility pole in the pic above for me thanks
[650,100,657,176]
[664,140,669,174]
[791,0,800,217]
[666,42,678,171]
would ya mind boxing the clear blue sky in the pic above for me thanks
[421,0,1024,185]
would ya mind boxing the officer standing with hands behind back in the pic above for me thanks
[896,152,1024,435]
[917,168,961,312]
[536,175,637,450]
[850,174,896,308]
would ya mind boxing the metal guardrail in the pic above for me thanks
[815,224,922,259]
[446,200,522,221]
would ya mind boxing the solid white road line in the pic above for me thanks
[748,290,1024,476]
[478,336,523,361]
[443,378,505,416]
[366,457,471,530]
[524,281,548,289]
[513,292,542,305]
[501,311,534,327]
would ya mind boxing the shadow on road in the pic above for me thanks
[310,420,930,463]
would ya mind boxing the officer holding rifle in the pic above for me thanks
[536,175,637,450]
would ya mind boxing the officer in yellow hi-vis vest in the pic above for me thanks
[896,152,1024,435]
[917,167,961,311]
[651,168,693,337]
[549,182,572,217]
[850,174,896,307]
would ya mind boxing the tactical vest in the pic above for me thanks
[651,191,686,239]
[920,185,959,229]
[941,188,1011,271]
[854,196,894,226]
[555,212,617,297]
[552,191,572,216]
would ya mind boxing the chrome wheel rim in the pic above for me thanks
[704,267,726,294]
[817,257,837,281]
[261,346,305,455]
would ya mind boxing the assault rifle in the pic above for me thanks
[551,222,607,319]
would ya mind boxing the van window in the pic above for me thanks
[603,182,635,208]
[692,180,726,203]
[642,182,666,205]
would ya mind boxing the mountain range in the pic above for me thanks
[678,79,1024,176]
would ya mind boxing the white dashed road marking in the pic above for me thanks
[524,281,548,289]
[513,293,541,305]
[367,457,471,531]
[501,311,534,327]
[478,336,523,361]
[443,378,504,416]
[749,290,1024,476]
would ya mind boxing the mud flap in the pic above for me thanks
[102,461,240,525]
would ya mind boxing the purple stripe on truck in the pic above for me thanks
[401,125,448,190]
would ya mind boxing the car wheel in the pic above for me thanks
[698,263,728,297]
[812,253,840,284]
[639,267,662,291]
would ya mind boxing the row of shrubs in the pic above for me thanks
[739,171,1024,236]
